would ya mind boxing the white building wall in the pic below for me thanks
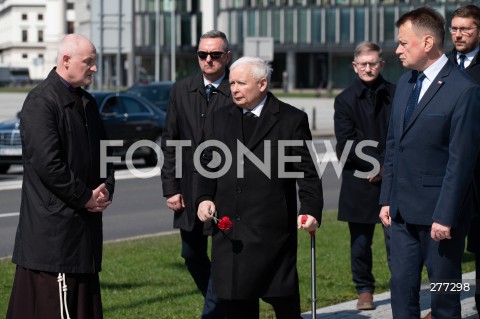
[44,0,66,73]
[0,0,77,81]
[0,2,48,80]
[201,0,215,33]
[74,0,91,39]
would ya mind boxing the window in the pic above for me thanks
[259,10,268,37]
[102,97,123,114]
[22,54,28,59]
[180,15,192,46]
[22,30,28,42]
[38,13,43,20]
[326,8,336,43]
[237,11,244,45]
[247,10,256,37]
[22,13,27,20]
[123,97,149,114]
[312,8,322,44]
[66,2,74,10]
[284,9,294,44]
[67,21,74,34]
[298,8,309,44]
[38,30,44,42]
[383,6,396,42]
[272,10,281,43]
[340,7,350,43]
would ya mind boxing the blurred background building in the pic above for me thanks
[0,0,475,90]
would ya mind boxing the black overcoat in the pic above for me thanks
[12,69,115,274]
[196,93,323,299]
[161,71,232,231]
[334,75,395,224]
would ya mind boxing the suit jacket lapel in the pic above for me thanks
[397,73,416,137]
[402,63,451,133]
[247,93,279,149]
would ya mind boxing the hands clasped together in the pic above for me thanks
[85,183,112,212]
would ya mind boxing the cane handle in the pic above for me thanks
[301,215,315,237]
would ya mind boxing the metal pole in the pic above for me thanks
[170,0,175,82]
[155,0,160,82]
[116,0,123,91]
[372,0,378,43]
[302,215,317,319]
[310,234,316,319]
[98,0,103,90]
[127,0,135,87]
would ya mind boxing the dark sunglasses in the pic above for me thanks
[197,51,225,60]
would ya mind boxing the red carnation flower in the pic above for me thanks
[217,216,232,230]
[210,210,233,231]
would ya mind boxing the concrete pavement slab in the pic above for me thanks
[301,272,478,319]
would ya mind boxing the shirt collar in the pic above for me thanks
[243,96,267,117]
[56,72,82,94]
[457,47,480,63]
[422,54,448,83]
[204,73,225,88]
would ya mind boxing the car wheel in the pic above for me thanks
[0,164,11,174]
[144,134,162,167]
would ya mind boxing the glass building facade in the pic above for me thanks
[133,0,474,89]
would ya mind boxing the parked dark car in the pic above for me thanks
[125,81,174,112]
[0,67,31,87]
[0,92,166,173]
[0,115,22,173]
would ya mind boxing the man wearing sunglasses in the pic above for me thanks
[334,41,395,311]
[161,30,232,318]
[446,5,480,319]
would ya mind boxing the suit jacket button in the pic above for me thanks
[235,214,241,221]
[201,113,206,118]
[236,187,242,194]
[399,147,403,152]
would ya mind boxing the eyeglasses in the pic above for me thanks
[354,61,383,70]
[197,51,226,60]
[449,27,477,36]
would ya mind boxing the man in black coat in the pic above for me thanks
[196,56,323,319]
[447,5,480,318]
[160,30,232,318]
[334,41,395,310]
[6,34,114,319]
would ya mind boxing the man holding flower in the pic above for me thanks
[196,56,323,319]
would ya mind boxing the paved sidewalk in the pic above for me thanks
[301,272,478,319]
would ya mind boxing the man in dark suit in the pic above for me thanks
[196,56,323,319]
[161,30,232,318]
[447,6,480,317]
[379,7,480,319]
[334,41,395,310]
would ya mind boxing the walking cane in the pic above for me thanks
[301,215,316,319]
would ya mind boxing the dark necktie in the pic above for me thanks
[404,71,425,129]
[459,54,466,71]
[205,84,215,102]
[243,111,258,144]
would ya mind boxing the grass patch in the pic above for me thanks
[0,211,475,318]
